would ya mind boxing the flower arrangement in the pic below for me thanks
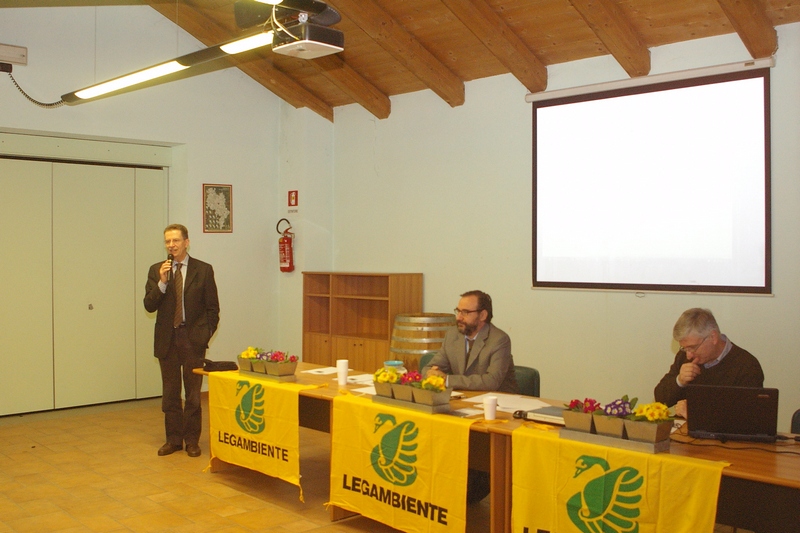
[400,371,423,387]
[630,402,672,422]
[374,366,401,384]
[419,375,446,392]
[565,398,603,413]
[600,395,638,417]
[258,350,298,363]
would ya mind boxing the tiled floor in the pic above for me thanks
[0,396,491,533]
[0,397,751,533]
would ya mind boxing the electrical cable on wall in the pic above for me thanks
[2,63,65,108]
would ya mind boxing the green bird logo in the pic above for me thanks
[566,455,643,533]
[234,380,266,434]
[370,413,419,486]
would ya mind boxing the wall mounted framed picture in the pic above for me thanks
[203,184,232,233]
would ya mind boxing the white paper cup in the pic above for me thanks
[483,395,498,420]
[336,359,349,387]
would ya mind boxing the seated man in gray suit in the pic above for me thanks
[423,290,518,394]
[422,290,517,505]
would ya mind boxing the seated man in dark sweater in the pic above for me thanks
[654,308,764,419]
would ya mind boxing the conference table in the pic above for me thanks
[200,363,800,533]
[200,362,511,531]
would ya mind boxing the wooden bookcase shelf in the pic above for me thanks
[302,272,423,372]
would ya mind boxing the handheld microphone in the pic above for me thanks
[167,254,174,283]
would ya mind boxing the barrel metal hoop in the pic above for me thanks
[392,325,453,331]
[392,335,447,343]
[389,348,439,355]
[395,315,455,323]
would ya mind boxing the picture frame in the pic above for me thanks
[203,184,233,233]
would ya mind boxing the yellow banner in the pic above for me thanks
[329,394,476,533]
[208,371,319,498]
[512,425,728,533]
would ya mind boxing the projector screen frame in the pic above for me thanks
[531,68,772,294]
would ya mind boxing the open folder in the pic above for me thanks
[523,405,565,425]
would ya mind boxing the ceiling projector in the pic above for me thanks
[234,0,344,59]
[272,21,344,59]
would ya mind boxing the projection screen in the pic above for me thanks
[532,69,771,293]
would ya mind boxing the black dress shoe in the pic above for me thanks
[158,443,182,456]
[185,443,202,457]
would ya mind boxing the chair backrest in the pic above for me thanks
[418,353,434,372]
[514,365,540,397]
[792,409,800,434]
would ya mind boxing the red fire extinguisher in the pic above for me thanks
[277,218,295,272]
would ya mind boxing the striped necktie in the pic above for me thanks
[173,263,183,328]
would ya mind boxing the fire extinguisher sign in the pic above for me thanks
[288,190,299,214]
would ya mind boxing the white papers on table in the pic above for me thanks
[463,393,553,414]
[345,373,375,384]
[302,366,339,375]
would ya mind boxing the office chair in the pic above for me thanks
[792,409,800,434]
[418,353,434,372]
[514,365,540,397]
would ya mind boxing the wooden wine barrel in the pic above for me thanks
[389,313,456,371]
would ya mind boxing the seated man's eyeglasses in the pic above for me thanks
[680,335,708,354]
[454,308,480,316]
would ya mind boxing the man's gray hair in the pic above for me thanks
[673,308,720,341]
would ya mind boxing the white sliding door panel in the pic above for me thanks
[0,159,54,415]
[135,167,168,398]
[53,163,136,408]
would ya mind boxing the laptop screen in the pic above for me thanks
[686,385,779,442]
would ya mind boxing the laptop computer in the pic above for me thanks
[686,385,779,443]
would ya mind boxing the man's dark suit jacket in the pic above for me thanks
[143,256,220,359]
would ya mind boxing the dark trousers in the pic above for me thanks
[159,326,204,447]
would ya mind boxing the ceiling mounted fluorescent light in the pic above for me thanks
[7,0,341,108]
[61,28,274,104]
[220,30,274,54]
[72,61,188,100]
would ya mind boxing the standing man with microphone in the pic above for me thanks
[144,224,220,457]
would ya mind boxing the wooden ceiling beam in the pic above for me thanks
[145,1,335,121]
[311,55,391,119]
[567,0,650,78]
[715,0,778,58]
[326,0,465,107]
[440,0,547,93]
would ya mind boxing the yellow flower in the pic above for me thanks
[634,402,671,422]
[420,375,445,392]
[239,346,261,359]
[374,367,399,384]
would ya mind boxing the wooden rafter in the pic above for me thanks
[311,55,391,119]
[715,0,778,58]
[567,0,650,78]
[145,0,336,121]
[441,0,547,93]
[326,0,465,107]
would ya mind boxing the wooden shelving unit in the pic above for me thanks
[302,272,423,372]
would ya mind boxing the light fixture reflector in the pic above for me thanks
[74,60,188,99]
